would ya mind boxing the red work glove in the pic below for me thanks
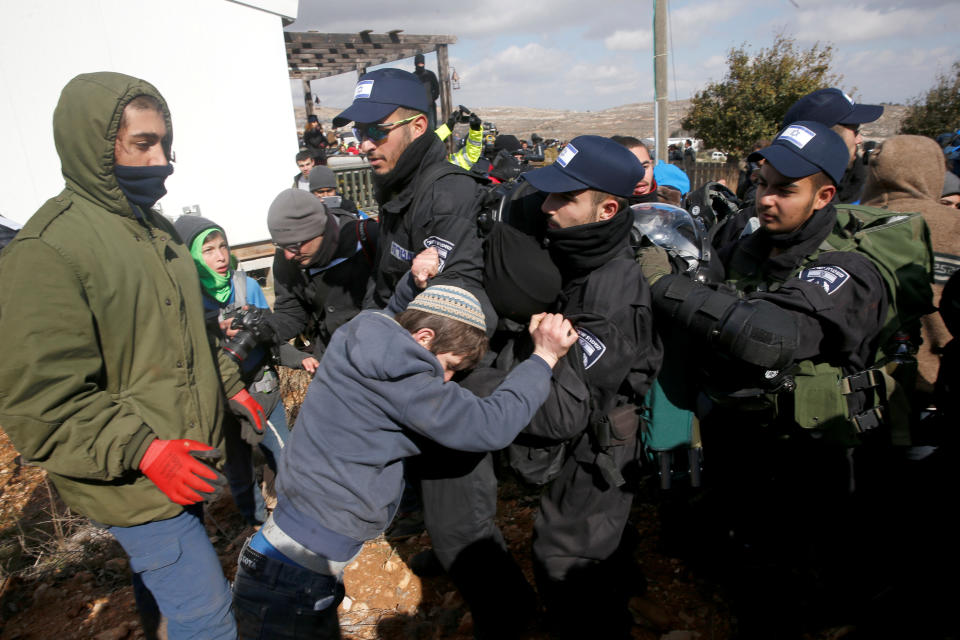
[139,439,226,505]
[229,389,267,445]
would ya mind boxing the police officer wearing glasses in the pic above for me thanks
[333,68,495,327]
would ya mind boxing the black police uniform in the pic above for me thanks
[269,218,378,358]
[364,134,494,326]
[719,204,886,372]
[657,204,890,634]
[528,207,662,638]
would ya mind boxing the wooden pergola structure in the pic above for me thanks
[285,30,457,125]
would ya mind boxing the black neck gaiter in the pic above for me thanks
[372,131,436,203]
[114,164,174,210]
[758,203,836,250]
[546,206,633,281]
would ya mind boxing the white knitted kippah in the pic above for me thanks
[406,285,486,332]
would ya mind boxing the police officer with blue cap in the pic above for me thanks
[332,68,494,326]
[650,121,891,633]
[502,135,663,638]
[782,87,884,202]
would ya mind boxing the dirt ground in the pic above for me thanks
[0,433,729,640]
[5,367,853,639]
[10,364,934,640]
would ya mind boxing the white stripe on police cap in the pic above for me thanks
[354,80,374,99]
[556,143,579,168]
[779,124,816,149]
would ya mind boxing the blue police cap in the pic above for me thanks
[781,88,883,130]
[523,135,644,198]
[333,68,430,128]
[748,120,848,186]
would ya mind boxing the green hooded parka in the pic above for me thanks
[0,72,233,527]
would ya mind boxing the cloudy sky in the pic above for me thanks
[288,0,959,112]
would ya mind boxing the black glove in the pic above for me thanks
[469,112,482,129]
[445,113,458,130]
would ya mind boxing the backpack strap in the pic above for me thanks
[232,270,247,305]
[409,162,481,220]
[355,218,376,267]
[219,270,248,322]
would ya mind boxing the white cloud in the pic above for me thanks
[283,0,956,111]
[786,0,956,10]
[835,46,955,103]
[291,0,645,41]
[605,30,653,51]
[668,0,756,45]
[792,6,947,43]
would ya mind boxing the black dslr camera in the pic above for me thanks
[222,307,275,363]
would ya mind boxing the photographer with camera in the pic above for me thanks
[435,104,484,170]
[174,214,291,528]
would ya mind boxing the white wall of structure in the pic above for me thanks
[0,0,299,244]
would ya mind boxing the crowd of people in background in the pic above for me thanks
[2,60,959,640]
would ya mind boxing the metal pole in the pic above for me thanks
[654,0,669,165]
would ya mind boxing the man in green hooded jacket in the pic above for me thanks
[0,72,236,638]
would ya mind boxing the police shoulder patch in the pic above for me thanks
[423,236,455,272]
[576,327,606,369]
[799,265,850,295]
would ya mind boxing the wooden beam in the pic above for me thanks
[287,46,430,59]
[285,31,458,85]
[302,79,314,118]
[436,43,453,153]
[285,32,457,47]
[288,52,424,67]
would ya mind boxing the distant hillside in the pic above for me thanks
[295,100,908,147]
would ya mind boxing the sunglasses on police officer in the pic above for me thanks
[352,114,421,143]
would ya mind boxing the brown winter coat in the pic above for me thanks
[861,135,960,394]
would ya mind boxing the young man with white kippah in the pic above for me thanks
[401,135,664,640]
[231,249,577,639]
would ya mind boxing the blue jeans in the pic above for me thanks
[109,505,235,640]
[233,538,344,639]
[224,400,289,525]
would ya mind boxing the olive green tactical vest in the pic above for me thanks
[725,205,934,446]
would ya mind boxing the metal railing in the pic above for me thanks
[332,163,378,218]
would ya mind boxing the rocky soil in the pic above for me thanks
[0,368,737,640]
